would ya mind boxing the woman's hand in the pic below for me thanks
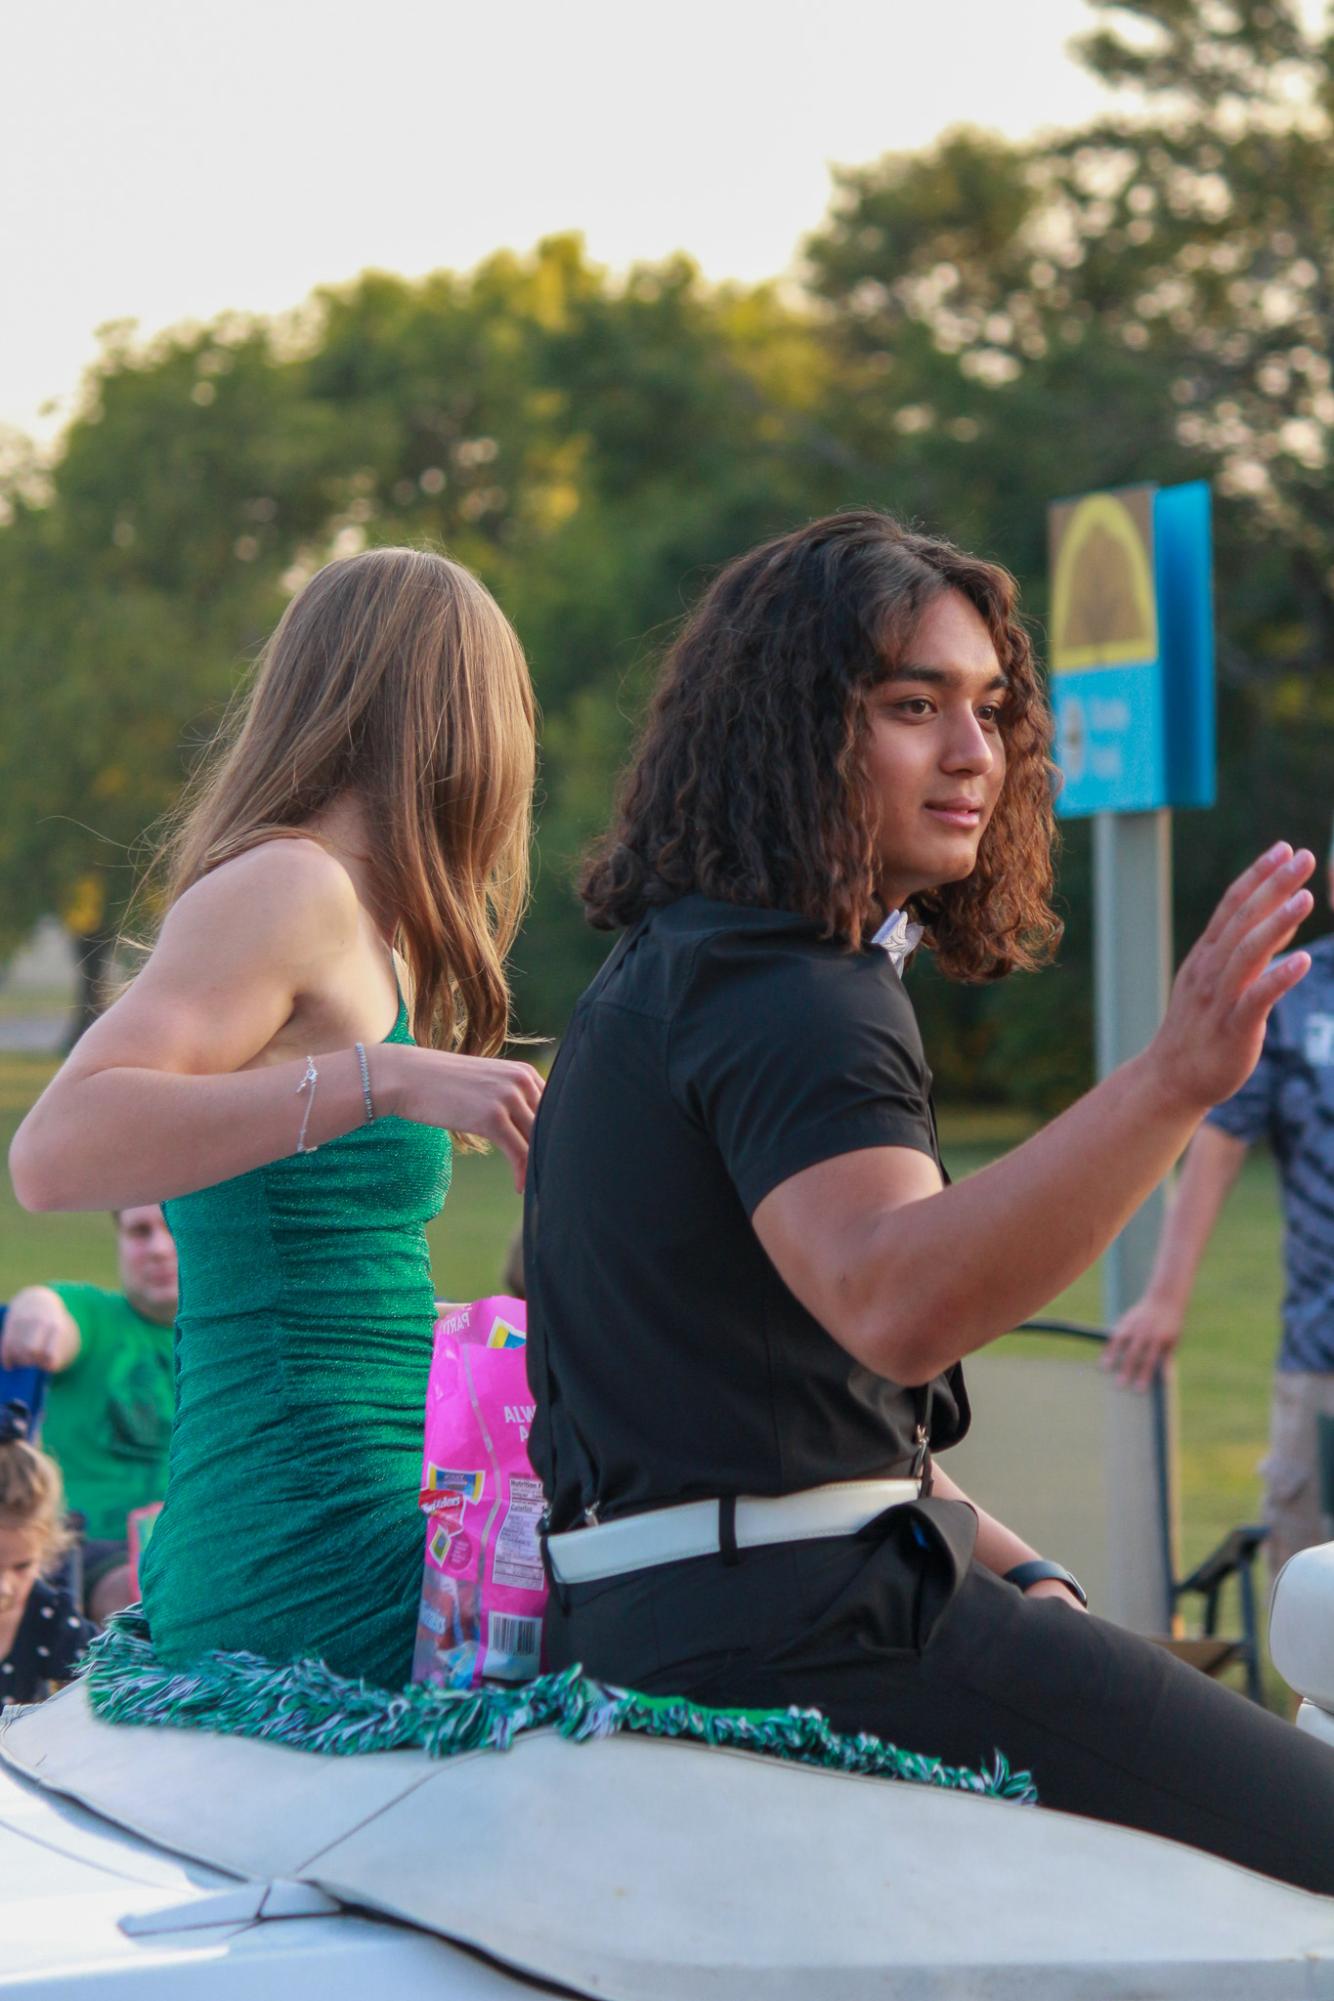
[1144,843,1314,1117]
[384,1048,544,1190]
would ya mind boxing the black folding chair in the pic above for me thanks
[0,1306,51,1438]
[944,1317,1269,1703]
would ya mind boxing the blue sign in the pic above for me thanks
[1048,480,1214,818]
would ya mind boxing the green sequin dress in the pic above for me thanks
[140,999,452,1688]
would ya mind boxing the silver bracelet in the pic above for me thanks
[354,1041,375,1124]
[294,1054,319,1154]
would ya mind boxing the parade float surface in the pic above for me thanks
[4,1674,1334,2000]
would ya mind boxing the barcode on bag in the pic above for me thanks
[485,1613,542,1680]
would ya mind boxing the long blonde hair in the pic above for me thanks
[0,1406,73,1572]
[158,547,535,1056]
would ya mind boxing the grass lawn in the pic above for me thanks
[938,1109,1284,1573]
[1,1057,1286,1688]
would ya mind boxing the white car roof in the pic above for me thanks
[0,1753,546,1997]
[6,1684,1334,1998]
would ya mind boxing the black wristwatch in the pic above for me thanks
[1004,1558,1088,1607]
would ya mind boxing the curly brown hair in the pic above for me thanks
[581,510,1060,980]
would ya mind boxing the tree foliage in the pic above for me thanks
[2,0,1330,1096]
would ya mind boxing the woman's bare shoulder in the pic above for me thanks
[162,838,360,955]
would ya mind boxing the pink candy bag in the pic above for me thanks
[411,1295,548,1689]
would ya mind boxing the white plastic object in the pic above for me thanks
[1268,1540,1334,1710]
[1296,1698,1334,1750]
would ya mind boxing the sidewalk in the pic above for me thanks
[0,1012,64,1054]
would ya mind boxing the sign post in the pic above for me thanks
[1048,480,1214,1632]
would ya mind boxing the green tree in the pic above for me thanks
[6,12,1331,1095]
[801,1,1334,1105]
[295,239,849,1022]
[0,318,338,1032]
[0,241,844,1036]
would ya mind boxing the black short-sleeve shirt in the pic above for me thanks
[525,896,969,1532]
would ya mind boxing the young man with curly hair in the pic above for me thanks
[524,509,1334,1894]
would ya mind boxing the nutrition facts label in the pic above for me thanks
[493,1476,546,1592]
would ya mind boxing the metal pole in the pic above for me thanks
[1093,808,1180,1632]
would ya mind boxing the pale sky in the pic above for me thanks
[0,0,1314,443]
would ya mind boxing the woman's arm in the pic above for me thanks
[10,843,542,1211]
[753,843,1315,1386]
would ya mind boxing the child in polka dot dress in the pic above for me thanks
[0,1402,93,1704]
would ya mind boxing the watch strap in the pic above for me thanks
[1004,1558,1088,1607]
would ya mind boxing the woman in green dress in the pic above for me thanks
[11,547,542,1686]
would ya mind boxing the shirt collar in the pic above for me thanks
[871,907,924,974]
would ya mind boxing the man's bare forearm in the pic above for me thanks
[859,1050,1205,1381]
[930,1465,1039,1575]
[1140,1124,1248,1314]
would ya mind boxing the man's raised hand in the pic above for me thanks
[1146,843,1314,1117]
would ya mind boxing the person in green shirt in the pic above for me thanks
[1,1204,176,1619]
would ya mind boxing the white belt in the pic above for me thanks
[545,1477,922,1585]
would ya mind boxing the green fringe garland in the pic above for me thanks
[79,1610,1036,1805]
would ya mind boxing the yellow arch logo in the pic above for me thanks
[1049,489,1157,673]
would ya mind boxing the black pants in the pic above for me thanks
[546,1500,1334,1896]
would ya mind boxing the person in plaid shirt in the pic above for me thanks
[1107,834,1334,1576]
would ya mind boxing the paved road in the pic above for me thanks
[0,1012,65,1054]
